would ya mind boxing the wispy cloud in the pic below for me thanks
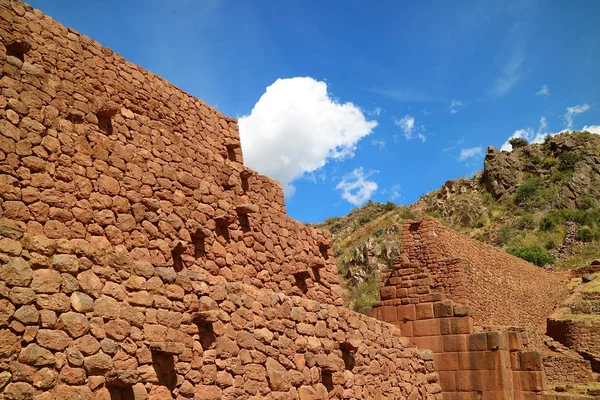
[459,147,484,161]
[489,48,524,97]
[394,115,426,141]
[371,139,386,150]
[535,84,550,97]
[449,100,464,114]
[369,87,443,103]
[336,167,378,206]
[565,104,590,129]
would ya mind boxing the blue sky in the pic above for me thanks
[29,0,600,223]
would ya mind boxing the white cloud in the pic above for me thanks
[490,49,524,97]
[390,184,401,201]
[459,147,484,161]
[565,104,590,129]
[582,125,600,134]
[535,85,550,97]
[370,107,382,116]
[336,167,378,206]
[239,77,377,195]
[449,100,464,114]
[394,115,426,141]
[371,140,386,150]
[500,110,598,151]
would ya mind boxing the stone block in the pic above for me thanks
[438,371,456,392]
[486,332,509,351]
[105,370,140,387]
[519,352,542,371]
[413,318,440,337]
[451,317,473,335]
[443,335,467,352]
[416,303,434,320]
[380,306,397,322]
[433,300,454,317]
[398,304,416,321]
[380,286,396,300]
[467,333,487,351]
[434,352,459,371]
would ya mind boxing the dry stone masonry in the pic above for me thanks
[0,1,442,399]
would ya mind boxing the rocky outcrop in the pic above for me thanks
[483,132,600,208]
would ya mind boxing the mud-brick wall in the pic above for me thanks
[0,236,442,400]
[401,218,570,331]
[0,0,342,305]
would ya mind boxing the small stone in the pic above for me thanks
[93,295,119,319]
[13,305,39,325]
[146,341,184,355]
[56,312,90,338]
[582,273,596,283]
[4,382,35,400]
[18,344,55,366]
[31,269,62,293]
[59,366,86,385]
[70,291,94,312]
[83,352,113,375]
[33,367,58,390]
[105,370,140,387]
[1,257,32,286]
[36,329,71,351]
[0,299,16,327]
[52,254,79,273]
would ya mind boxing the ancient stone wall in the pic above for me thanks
[401,217,570,331]
[0,238,442,400]
[371,258,548,400]
[0,0,342,306]
[0,1,446,399]
[547,318,600,361]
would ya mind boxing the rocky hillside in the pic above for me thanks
[317,131,600,310]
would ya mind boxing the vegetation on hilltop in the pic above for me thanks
[316,131,600,311]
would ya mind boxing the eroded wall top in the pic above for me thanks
[0,0,341,304]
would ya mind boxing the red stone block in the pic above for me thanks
[467,333,487,351]
[396,287,409,298]
[420,293,444,302]
[398,304,416,321]
[412,335,444,353]
[519,352,542,371]
[486,332,509,350]
[457,351,489,370]
[443,334,468,352]
[508,331,521,350]
[519,371,530,391]
[381,306,397,322]
[416,303,434,320]
[413,318,441,337]
[439,318,453,335]
[528,371,545,392]
[434,352,459,371]
[455,370,487,392]
[451,317,473,334]
[438,371,456,391]
[434,300,454,317]
[380,286,396,300]
[397,320,413,337]
[510,351,519,370]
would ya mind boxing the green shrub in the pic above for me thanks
[576,226,596,242]
[578,194,598,210]
[545,239,557,250]
[509,137,528,149]
[383,201,396,212]
[372,228,385,238]
[515,178,544,208]
[357,215,372,226]
[558,152,581,172]
[351,279,379,310]
[506,245,556,267]
[539,213,557,231]
[513,214,535,230]
[542,156,556,169]
[495,226,515,246]
[483,192,494,204]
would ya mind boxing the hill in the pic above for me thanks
[316,130,600,310]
